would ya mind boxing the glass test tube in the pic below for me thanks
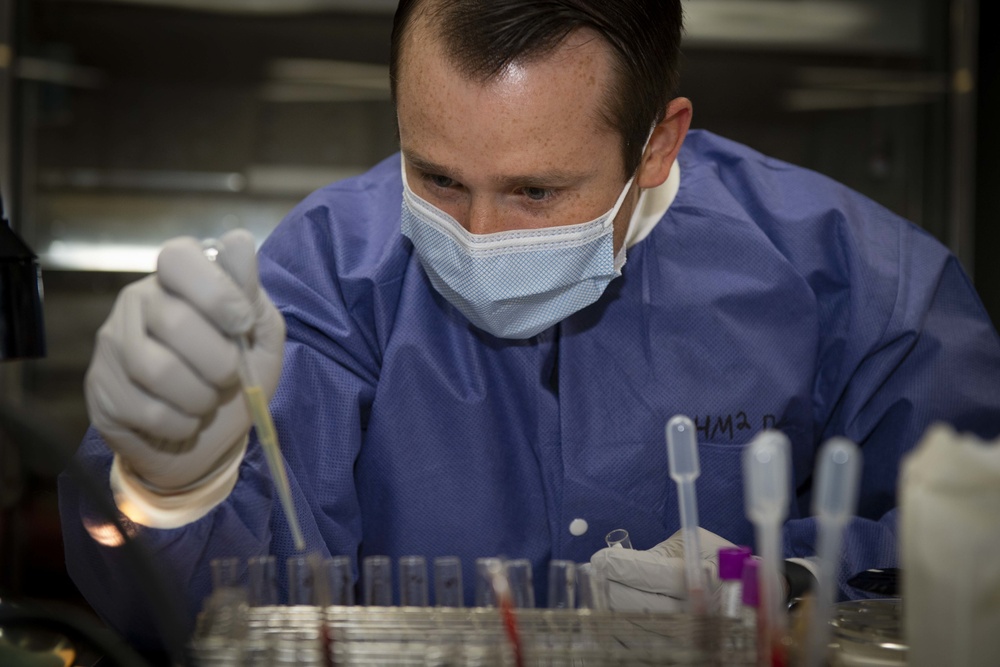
[576,562,608,611]
[605,528,633,549]
[326,556,355,606]
[287,555,315,605]
[506,559,535,608]
[363,555,393,606]
[434,556,464,607]
[399,555,429,607]
[475,557,502,607]
[211,557,241,591]
[248,556,278,606]
[548,560,576,609]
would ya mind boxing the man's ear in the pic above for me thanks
[637,97,692,189]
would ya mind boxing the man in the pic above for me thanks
[62,0,1000,647]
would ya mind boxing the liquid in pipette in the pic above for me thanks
[203,239,306,552]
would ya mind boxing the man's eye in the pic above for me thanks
[522,187,551,201]
[426,174,457,189]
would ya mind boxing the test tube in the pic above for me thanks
[717,547,752,618]
[325,556,355,606]
[434,556,464,607]
[475,557,502,607]
[399,556,429,607]
[605,529,632,549]
[211,557,242,593]
[248,556,278,606]
[547,560,576,609]
[576,563,608,611]
[506,559,535,609]
[363,555,393,606]
[287,555,315,605]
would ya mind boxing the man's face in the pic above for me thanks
[396,23,638,253]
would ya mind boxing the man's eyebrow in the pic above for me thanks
[404,151,585,188]
[403,152,454,177]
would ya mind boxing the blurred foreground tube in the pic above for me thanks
[900,423,1000,667]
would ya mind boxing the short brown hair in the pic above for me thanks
[390,0,684,176]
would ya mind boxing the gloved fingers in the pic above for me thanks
[143,290,241,389]
[109,285,229,415]
[86,339,203,446]
[113,419,246,489]
[651,527,737,562]
[123,336,221,418]
[98,420,196,461]
[591,547,689,598]
[156,236,255,337]
[208,230,287,398]
[216,230,284,354]
[606,580,685,613]
[103,380,203,444]
[86,283,204,441]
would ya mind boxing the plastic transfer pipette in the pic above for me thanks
[666,415,708,615]
[203,240,306,552]
[743,430,791,666]
[805,438,861,667]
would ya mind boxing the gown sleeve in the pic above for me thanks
[782,222,1000,600]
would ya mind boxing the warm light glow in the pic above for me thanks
[82,517,130,547]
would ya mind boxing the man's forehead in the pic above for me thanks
[395,12,623,178]
[400,10,615,90]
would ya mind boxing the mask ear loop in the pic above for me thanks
[613,125,658,272]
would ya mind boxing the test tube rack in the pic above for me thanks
[190,602,756,666]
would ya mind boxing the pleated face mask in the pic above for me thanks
[400,158,636,339]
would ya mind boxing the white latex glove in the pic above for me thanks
[85,229,285,492]
[590,527,736,612]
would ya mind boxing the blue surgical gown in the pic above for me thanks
[60,130,1000,647]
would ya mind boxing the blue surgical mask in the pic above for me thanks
[400,158,636,339]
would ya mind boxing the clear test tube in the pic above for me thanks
[211,557,242,591]
[605,529,632,549]
[547,560,576,609]
[399,556,429,607]
[434,556,464,607]
[287,555,315,605]
[248,555,279,606]
[506,559,535,609]
[576,563,608,611]
[325,556,355,606]
[363,555,393,606]
[474,557,502,607]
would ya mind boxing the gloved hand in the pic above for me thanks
[85,229,285,492]
[590,527,736,612]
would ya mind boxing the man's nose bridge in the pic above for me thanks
[465,194,502,234]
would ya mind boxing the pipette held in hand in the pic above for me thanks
[202,239,306,552]
[805,438,861,667]
[743,430,792,666]
[666,415,708,615]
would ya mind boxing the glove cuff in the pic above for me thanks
[110,438,247,529]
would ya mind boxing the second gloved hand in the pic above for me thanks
[590,527,736,612]
[85,229,285,492]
